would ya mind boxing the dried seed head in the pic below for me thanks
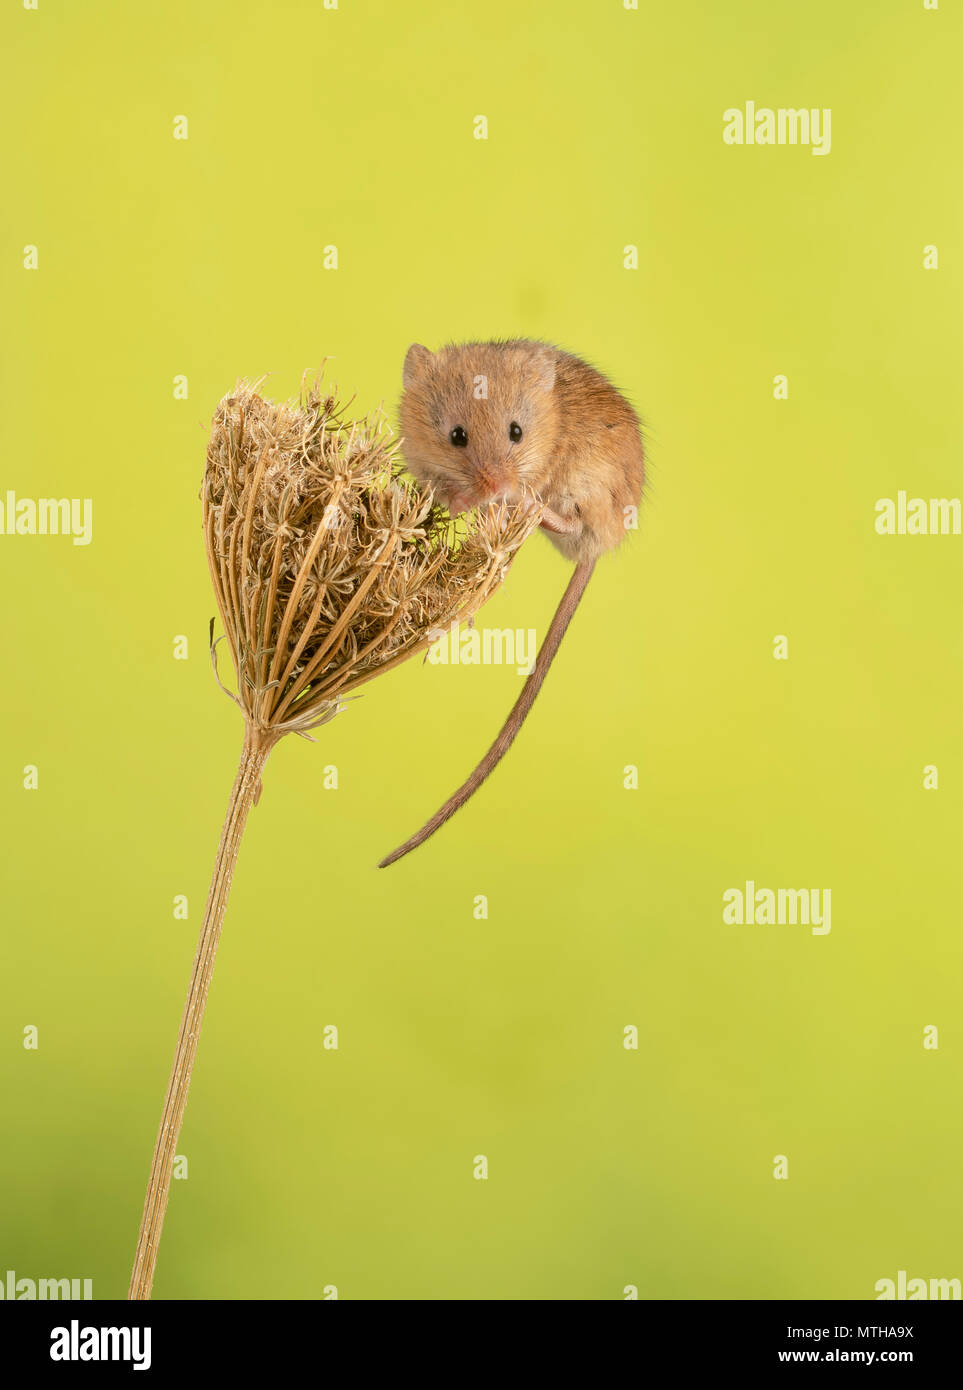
[202,373,541,740]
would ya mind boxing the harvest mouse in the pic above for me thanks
[378,338,645,867]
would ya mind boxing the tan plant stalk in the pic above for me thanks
[128,372,540,1300]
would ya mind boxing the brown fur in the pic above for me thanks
[379,339,645,866]
[400,338,644,561]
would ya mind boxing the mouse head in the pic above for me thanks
[399,340,559,515]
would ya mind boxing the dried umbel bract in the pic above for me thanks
[203,375,540,742]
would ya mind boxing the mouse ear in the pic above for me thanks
[533,347,556,393]
[403,343,433,388]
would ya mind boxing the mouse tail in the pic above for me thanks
[378,558,596,868]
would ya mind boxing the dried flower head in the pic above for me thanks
[130,371,541,1302]
[202,372,542,741]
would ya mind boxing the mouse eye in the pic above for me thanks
[509,422,523,442]
[449,426,468,447]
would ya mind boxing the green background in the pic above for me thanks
[1,0,961,1300]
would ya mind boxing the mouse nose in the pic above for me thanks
[473,461,511,501]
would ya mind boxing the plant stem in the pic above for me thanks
[128,724,275,1301]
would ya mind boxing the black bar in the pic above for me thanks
[2,1298,959,1375]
